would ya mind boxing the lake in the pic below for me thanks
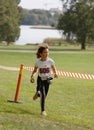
[15,25,63,45]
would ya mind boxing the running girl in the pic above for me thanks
[30,44,58,116]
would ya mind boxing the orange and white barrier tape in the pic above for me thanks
[24,66,34,72]
[56,71,94,80]
[24,66,94,80]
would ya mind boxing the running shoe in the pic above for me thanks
[33,91,40,100]
[41,111,47,116]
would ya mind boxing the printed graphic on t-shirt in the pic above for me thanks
[39,68,50,74]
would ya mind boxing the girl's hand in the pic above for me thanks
[30,77,35,83]
[54,73,58,78]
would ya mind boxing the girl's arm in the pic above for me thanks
[30,66,38,83]
[51,64,58,78]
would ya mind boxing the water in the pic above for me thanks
[15,25,62,45]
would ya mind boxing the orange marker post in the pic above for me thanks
[14,64,24,103]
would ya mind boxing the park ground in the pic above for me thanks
[0,44,94,130]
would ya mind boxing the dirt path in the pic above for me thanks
[0,65,19,71]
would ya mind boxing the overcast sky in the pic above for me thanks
[19,0,62,10]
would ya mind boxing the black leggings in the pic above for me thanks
[37,76,50,111]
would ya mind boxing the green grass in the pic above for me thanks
[0,43,94,52]
[0,45,94,130]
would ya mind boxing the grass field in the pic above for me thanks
[0,45,94,130]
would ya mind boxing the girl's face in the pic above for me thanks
[40,48,49,60]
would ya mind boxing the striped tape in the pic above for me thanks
[24,66,34,72]
[24,66,94,80]
[56,71,94,80]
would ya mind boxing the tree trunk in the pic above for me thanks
[81,42,85,50]
[81,37,86,50]
[7,42,10,46]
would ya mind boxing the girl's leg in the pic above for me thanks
[40,85,45,112]
[33,76,41,100]
[36,76,41,91]
[40,81,50,114]
[45,81,49,96]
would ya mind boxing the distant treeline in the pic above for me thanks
[21,9,61,27]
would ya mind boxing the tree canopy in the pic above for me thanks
[58,0,94,49]
[0,0,22,45]
[21,9,60,27]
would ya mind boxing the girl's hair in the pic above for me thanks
[36,44,48,58]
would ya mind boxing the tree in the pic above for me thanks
[0,0,22,45]
[21,9,60,26]
[58,0,94,49]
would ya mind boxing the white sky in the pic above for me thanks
[19,0,62,10]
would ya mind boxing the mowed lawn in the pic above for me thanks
[0,48,94,130]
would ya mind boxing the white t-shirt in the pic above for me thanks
[35,58,54,80]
